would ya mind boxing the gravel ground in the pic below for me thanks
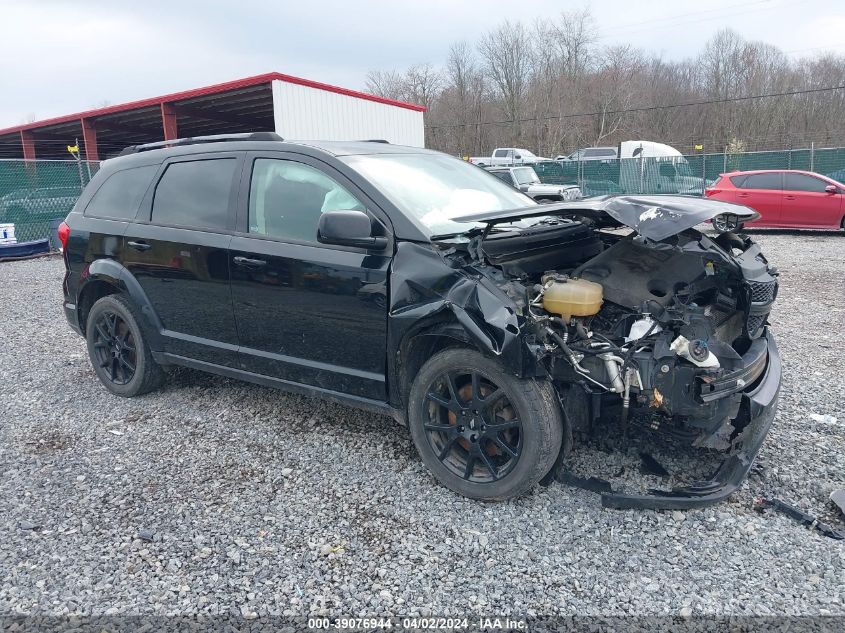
[1,229,844,619]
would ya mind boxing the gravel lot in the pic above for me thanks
[1,230,844,619]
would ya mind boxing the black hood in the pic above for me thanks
[451,195,760,242]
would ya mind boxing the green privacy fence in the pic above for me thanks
[532,147,845,197]
[3,148,845,243]
[0,159,99,243]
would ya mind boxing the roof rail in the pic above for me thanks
[118,132,284,156]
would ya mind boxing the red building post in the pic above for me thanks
[20,130,36,160]
[161,102,178,140]
[81,118,99,161]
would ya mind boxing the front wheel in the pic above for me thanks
[407,348,563,500]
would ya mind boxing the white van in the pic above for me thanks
[618,141,706,195]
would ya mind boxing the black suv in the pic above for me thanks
[61,133,781,508]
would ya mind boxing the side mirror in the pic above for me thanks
[514,154,522,160]
[317,210,387,249]
[825,184,837,194]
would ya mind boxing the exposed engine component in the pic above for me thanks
[540,274,603,321]
[626,315,661,342]
[670,335,719,369]
[480,218,602,277]
[473,227,777,439]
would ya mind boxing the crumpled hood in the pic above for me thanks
[451,195,760,242]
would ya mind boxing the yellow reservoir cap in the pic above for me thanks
[542,278,603,321]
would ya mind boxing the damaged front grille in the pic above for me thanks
[749,280,777,304]
[746,313,768,337]
[745,280,777,338]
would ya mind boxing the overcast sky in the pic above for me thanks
[1,0,843,129]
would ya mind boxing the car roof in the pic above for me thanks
[722,169,826,176]
[290,140,440,156]
[103,138,439,169]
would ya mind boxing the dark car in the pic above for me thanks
[60,133,781,508]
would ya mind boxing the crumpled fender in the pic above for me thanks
[387,242,532,404]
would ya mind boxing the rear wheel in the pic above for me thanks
[86,295,164,397]
[408,348,563,500]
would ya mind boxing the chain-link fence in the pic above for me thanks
[2,148,845,243]
[0,159,99,243]
[532,146,845,197]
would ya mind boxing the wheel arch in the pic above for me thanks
[394,320,484,411]
[78,259,164,349]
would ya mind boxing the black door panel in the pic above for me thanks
[230,237,389,399]
[122,224,238,366]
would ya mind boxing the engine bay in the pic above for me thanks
[441,213,779,450]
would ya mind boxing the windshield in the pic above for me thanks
[342,153,535,235]
[513,167,539,185]
[675,162,694,177]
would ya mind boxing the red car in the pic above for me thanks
[705,169,845,231]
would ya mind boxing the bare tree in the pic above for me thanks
[365,69,407,101]
[364,13,845,156]
[478,20,534,144]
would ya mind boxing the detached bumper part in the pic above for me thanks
[584,330,780,510]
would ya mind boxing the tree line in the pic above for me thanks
[365,9,845,157]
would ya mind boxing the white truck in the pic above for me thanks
[470,148,545,167]
[618,140,707,195]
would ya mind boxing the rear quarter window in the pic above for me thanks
[85,165,157,220]
[151,158,237,231]
[728,174,747,188]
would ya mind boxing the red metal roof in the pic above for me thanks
[0,72,425,136]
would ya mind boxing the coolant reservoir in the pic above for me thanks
[542,277,603,320]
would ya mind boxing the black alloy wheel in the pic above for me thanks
[85,294,164,397]
[92,311,137,385]
[422,370,524,483]
[408,347,564,499]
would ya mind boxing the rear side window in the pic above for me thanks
[85,166,156,219]
[784,173,829,193]
[584,148,616,157]
[494,149,509,157]
[152,159,236,230]
[739,173,781,190]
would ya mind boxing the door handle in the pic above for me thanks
[784,195,796,200]
[737,193,750,197]
[127,241,151,251]
[233,256,268,268]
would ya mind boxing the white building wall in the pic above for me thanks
[271,80,425,147]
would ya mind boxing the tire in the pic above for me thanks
[407,348,564,500]
[85,294,165,397]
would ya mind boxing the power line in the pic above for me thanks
[593,0,782,39]
[425,84,845,130]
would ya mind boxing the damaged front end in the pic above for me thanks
[420,195,782,509]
